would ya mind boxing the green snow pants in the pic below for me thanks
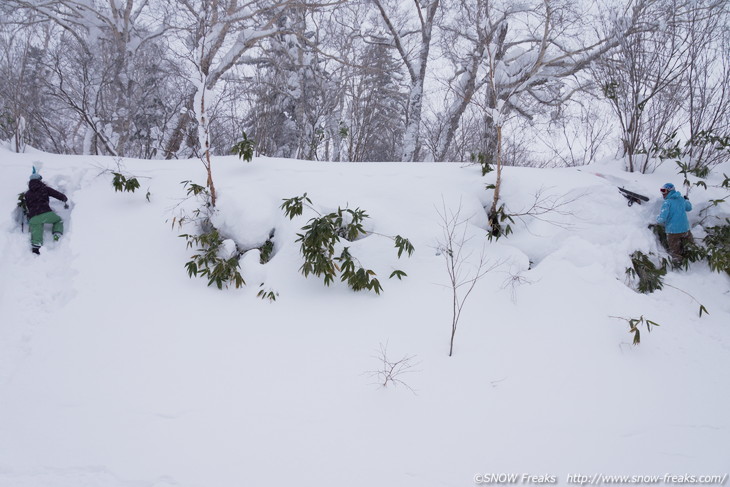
[29,211,63,247]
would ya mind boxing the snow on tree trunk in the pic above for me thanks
[193,69,217,207]
[401,84,424,162]
[434,48,487,162]
[372,0,439,163]
[489,124,503,216]
[11,115,26,153]
[82,126,94,156]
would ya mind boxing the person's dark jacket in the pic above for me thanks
[25,179,68,219]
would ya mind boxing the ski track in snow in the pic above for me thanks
[0,237,76,381]
[0,170,83,385]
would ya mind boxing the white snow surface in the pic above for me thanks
[1,148,729,487]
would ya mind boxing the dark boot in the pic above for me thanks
[31,246,40,255]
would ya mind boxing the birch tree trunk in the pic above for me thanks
[372,0,440,162]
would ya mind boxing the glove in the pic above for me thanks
[683,195,688,200]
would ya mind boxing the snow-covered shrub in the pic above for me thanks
[336,247,382,294]
[626,251,666,294]
[176,180,245,290]
[259,236,274,265]
[295,208,382,292]
[281,194,414,294]
[704,219,730,276]
[180,224,275,290]
[181,227,245,290]
[295,211,343,286]
[486,201,514,241]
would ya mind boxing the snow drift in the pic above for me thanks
[1,147,728,487]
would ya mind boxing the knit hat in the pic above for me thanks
[29,166,42,181]
[661,183,674,191]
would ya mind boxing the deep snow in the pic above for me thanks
[1,146,728,487]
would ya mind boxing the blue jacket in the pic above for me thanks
[657,190,692,234]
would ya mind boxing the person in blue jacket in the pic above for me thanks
[656,182,693,264]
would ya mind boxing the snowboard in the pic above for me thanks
[618,187,650,206]
[576,170,651,207]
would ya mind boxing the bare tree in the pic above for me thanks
[3,0,725,172]
[7,0,172,156]
[537,98,614,167]
[478,0,652,218]
[173,0,293,205]
[0,13,55,152]
[684,0,730,170]
[366,342,418,393]
[344,35,407,162]
[431,0,510,163]
[244,5,349,161]
[437,199,500,356]
[173,0,344,204]
[593,0,726,173]
[507,187,584,229]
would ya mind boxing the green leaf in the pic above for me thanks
[112,173,125,192]
[370,278,382,295]
[699,305,709,317]
[281,193,309,219]
[231,131,255,162]
[389,270,407,280]
[182,181,207,196]
[394,235,415,258]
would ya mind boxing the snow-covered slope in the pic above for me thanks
[1,148,728,487]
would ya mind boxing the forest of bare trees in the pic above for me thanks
[0,0,728,172]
